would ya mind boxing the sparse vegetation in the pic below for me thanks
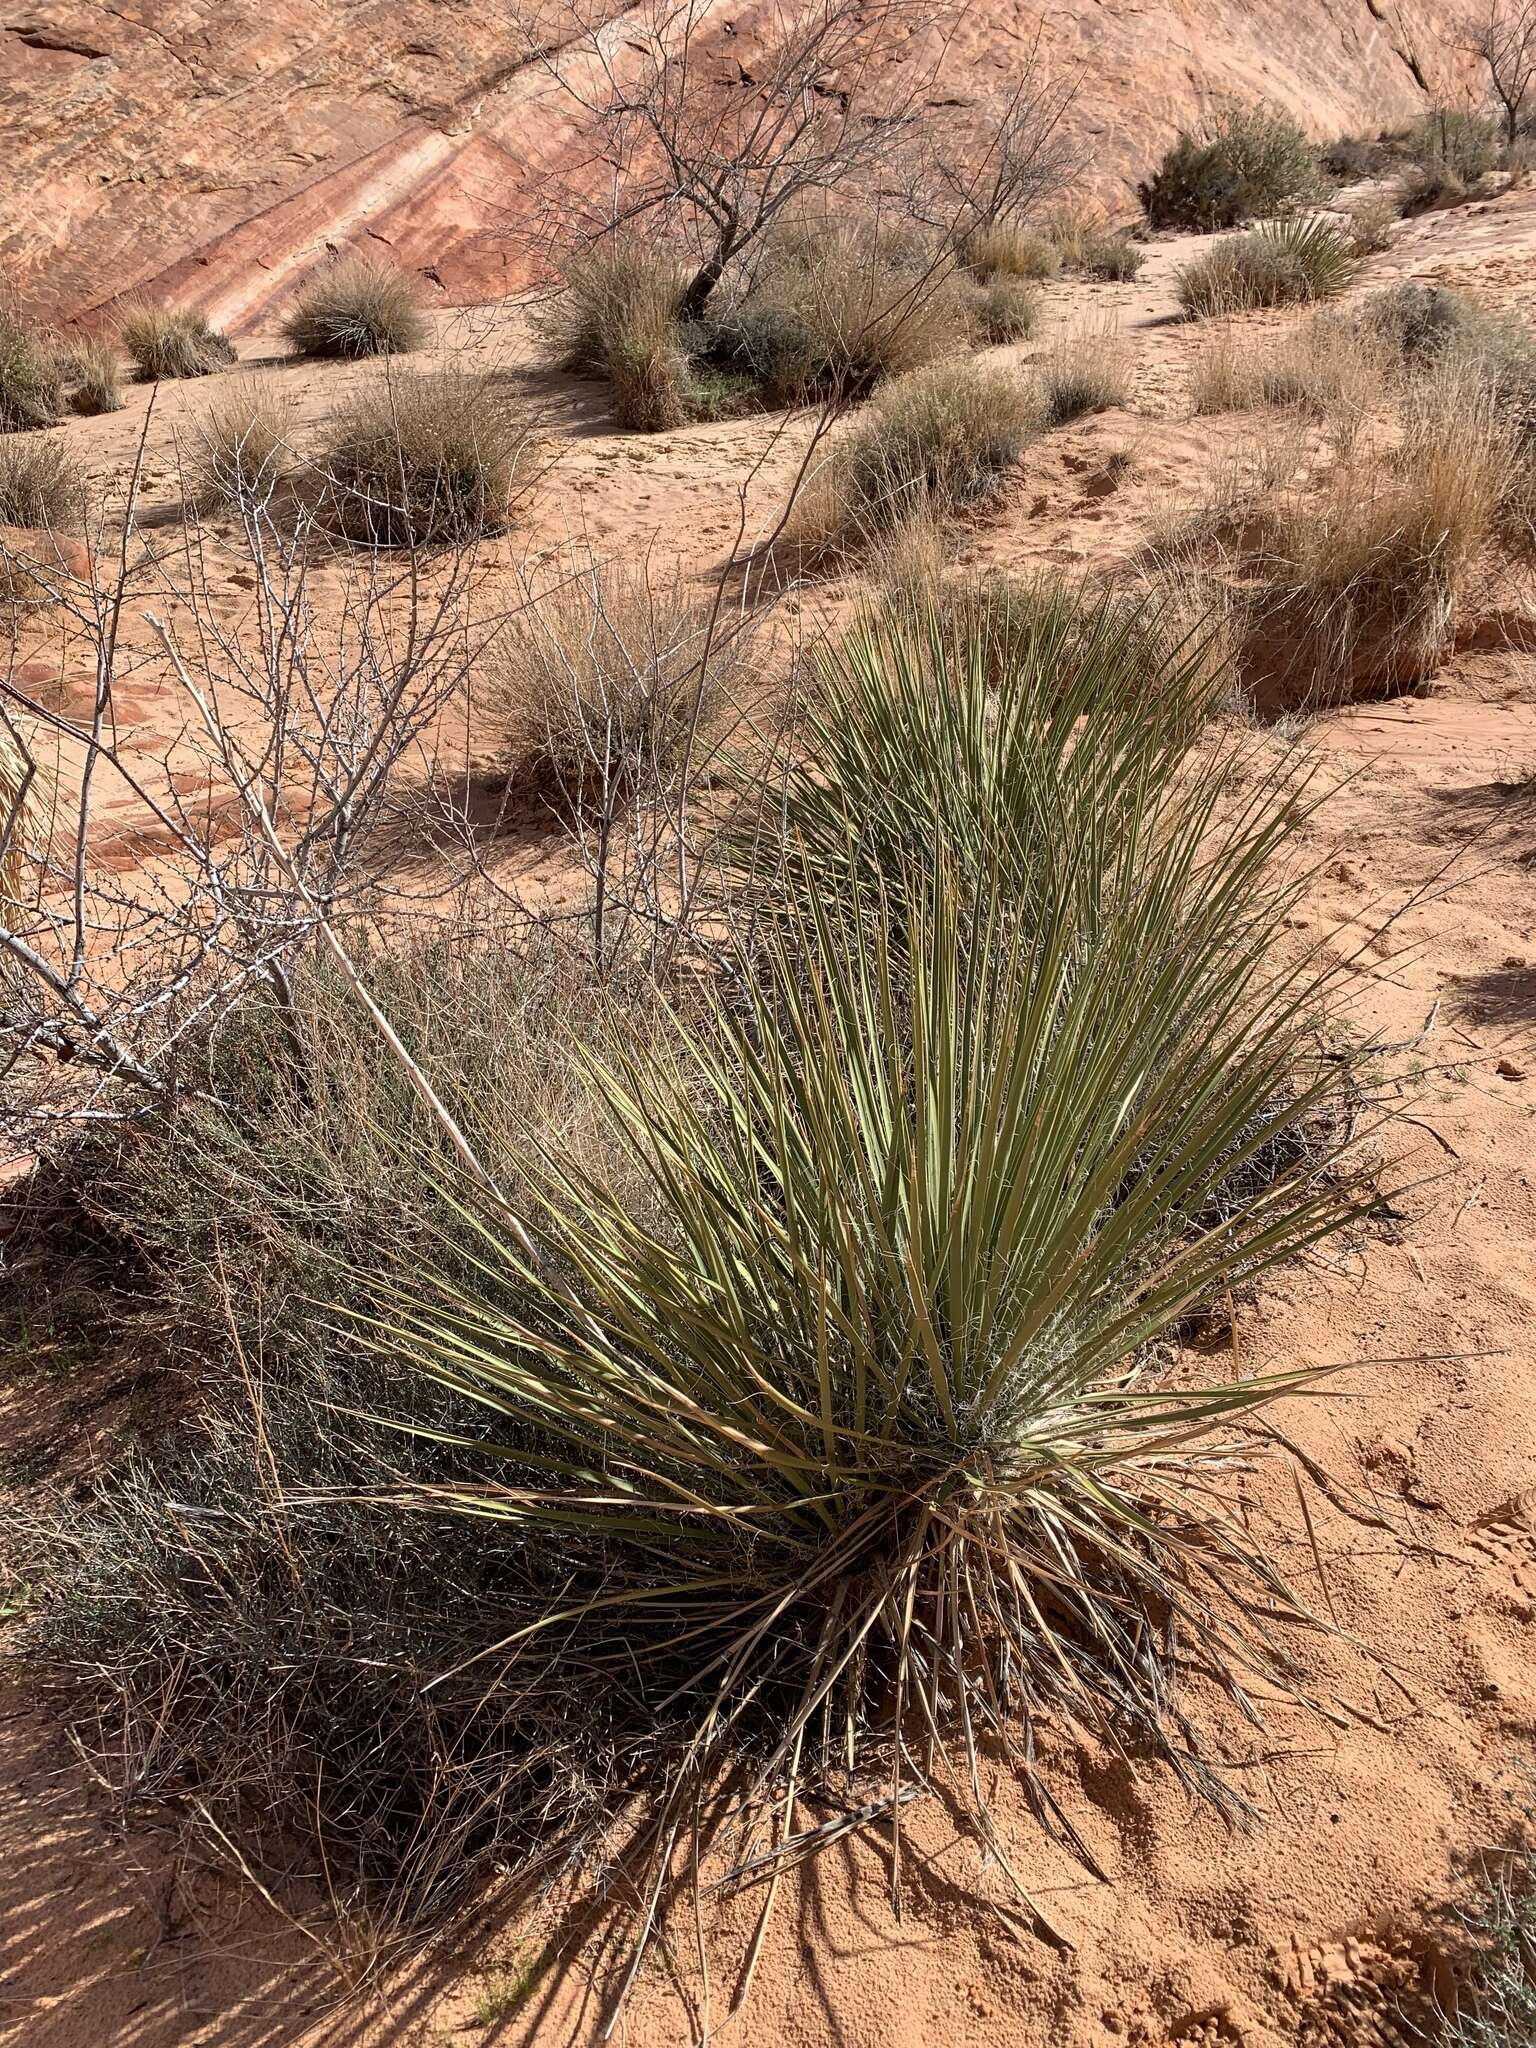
[487,553,750,792]
[188,378,295,508]
[790,360,1038,554]
[120,302,237,381]
[319,371,541,544]
[1141,102,1325,230]
[0,435,80,530]
[1039,319,1132,422]
[0,308,61,432]
[58,336,123,416]
[282,253,429,360]
[1176,215,1358,317]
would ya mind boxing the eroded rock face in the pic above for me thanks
[3,0,1468,336]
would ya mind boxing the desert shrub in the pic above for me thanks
[0,436,80,529]
[968,274,1040,342]
[1400,110,1507,207]
[1078,233,1145,281]
[1236,365,1510,699]
[18,936,651,1952]
[1176,215,1358,317]
[319,371,540,545]
[487,554,751,792]
[1191,310,1390,453]
[281,253,429,360]
[1445,1821,1536,2048]
[357,594,1365,1982]
[59,336,123,416]
[790,360,1038,554]
[1039,320,1132,423]
[120,302,236,381]
[1041,213,1147,280]
[707,223,967,405]
[534,239,691,429]
[188,378,295,508]
[959,220,1061,280]
[0,308,61,432]
[1344,190,1401,253]
[1320,131,1394,181]
[1363,286,1536,441]
[1141,102,1325,230]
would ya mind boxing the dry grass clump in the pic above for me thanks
[535,240,691,431]
[959,220,1061,280]
[188,379,296,508]
[968,274,1040,343]
[281,254,429,360]
[120,302,236,381]
[0,717,51,908]
[319,371,541,545]
[790,360,1038,555]
[58,336,123,416]
[1042,212,1146,280]
[0,308,62,432]
[0,436,81,530]
[1039,319,1133,424]
[488,554,750,792]
[1343,191,1401,254]
[716,222,968,405]
[1166,365,1512,705]
[1176,216,1358,318]
[1142,102,1325,230]
[1190,311,1392,454]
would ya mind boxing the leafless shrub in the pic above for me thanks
[187,378,296,510]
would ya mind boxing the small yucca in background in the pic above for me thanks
[362,592,1366,1983]
[120,301,237,380]
[281,253,429,360]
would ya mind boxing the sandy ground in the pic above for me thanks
[4,192,1536,2048]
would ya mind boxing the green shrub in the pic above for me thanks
[1176,215,1358,317]
[361,594,1363,1976]
[712,223,967,405]
[120,302,236,381]
[1141,102,1325,230]
[1078,233,1145,281]
[59,336,123,416]
[790,360,1038,554]
[320,371,541,545]
[0,309,61,432]
[1400,110,1507,207]
[281,253,429,360]
[0,435,80,529]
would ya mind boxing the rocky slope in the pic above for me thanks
[3,0,1469,337]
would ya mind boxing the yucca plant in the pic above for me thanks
[356,596,1364,1987]
[1177,216,1358,317]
